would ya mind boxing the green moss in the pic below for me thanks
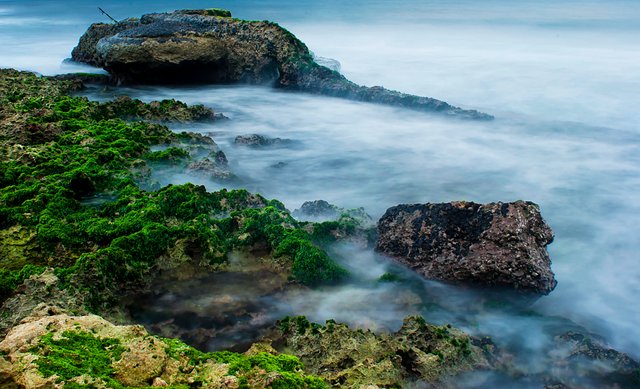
[0,70,347,309]
[144,147,190,162]
[291,242,348,285]
[31,330,125,387]
[306,211,375,246]
[206,8,232,17]
[278,316,323,336]
[377,272,403,283]
[164,337,327,388]
[0,264,45,301]
[279,316,291,333]
[234,206,349,285]
[434,326,450,339]
[93,96,216,122]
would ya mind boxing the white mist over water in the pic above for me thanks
[2,0,640,379]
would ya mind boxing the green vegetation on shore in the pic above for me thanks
[29,328,326,389]
[0,69,348,311]
[31,330,126,388]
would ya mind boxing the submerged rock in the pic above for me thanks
[268,315,493,387]
[294,200,376,247]
[186,156,231,180]
[293,199,373,225]
[71,9,492,120]
[547,332,640,388]
[294,200,342,221]
[376,201,557,295]
[234,133,293,148]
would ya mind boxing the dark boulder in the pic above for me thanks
[375,201,556,295]
[71,9,492,120]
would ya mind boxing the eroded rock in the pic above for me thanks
[269,315,493,388]
[547,332,640,388]
[71,10,492,120]
[376,201,556,295]
[234,134,292,148]
[0,312,325,388]
[0,270,87,340]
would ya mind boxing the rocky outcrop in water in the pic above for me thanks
[376,201,557,295]
[292,200,345,221]
[234,134,292,148]
[547,332,640,388]
[71,9,492,120]
[293,200,373,224]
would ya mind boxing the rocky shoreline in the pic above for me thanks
[0,8,638,388]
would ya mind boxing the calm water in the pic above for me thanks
[2,0,640,386]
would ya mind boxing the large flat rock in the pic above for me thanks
[71,9,493,120]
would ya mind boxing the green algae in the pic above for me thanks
[274,316,485,387]
[31,330,125,387]
[0,69,347,309]
[205,8,232,18]
[143,146,190,162]
[377,272,403,283]
[164,337,327,388]
[0,264,45,301]
[27,329,327,388]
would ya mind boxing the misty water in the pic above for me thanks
[2,0,640,387]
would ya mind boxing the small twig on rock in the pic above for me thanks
[98,7,119,24]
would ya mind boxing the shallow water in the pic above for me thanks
[2,0,640,386]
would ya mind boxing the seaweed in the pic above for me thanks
[0,69,348,308]
[31,330,125,387]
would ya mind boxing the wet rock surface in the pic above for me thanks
[46,72,111,85]
[294,200,342,221]
[293,199,373,224]
[267,315,493,388]
[127,251,291,352]
[0,311,321,388]
[71,9,492,120]
[376,201,557,295]
[546,332,640,388]
[234,133,293,148]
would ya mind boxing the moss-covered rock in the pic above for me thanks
[94,95,223,122]
[0,270,87,339]
[0,312,327,388]
[0,69,347,312]
[272,316,491,388]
